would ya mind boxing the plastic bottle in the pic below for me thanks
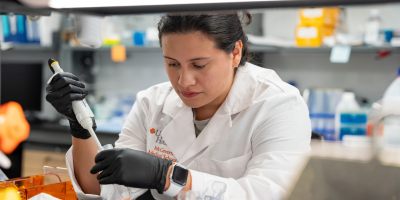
[382,67,400,146]
[364,9,382,46]
[335,92,367,140]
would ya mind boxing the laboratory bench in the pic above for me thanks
[27,123,119,147]
[3,123,120,179]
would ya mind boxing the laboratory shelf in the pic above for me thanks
[249,45,278,52]
[60,45,162,53]
[249,45,400,54]
[63,45,400,54]
[4,43,400,54]
[28,123,119,146]
[0,44,55,51]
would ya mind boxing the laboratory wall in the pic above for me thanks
[90,47,399,104]
[93,50,167,97]
[263,52,400,103]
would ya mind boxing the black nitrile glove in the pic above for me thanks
[90,148,172,194]
[46,72,96,139]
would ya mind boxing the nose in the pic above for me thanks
[178,66,196,88]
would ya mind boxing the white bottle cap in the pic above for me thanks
[342,92,355,100]
[370,9,380,17]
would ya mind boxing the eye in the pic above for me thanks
[193,64,206,69]
[168,63,179,67]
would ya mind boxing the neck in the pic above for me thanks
[194,104,220,120]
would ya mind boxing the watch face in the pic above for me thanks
[172,166,188,186]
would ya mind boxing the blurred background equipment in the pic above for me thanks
[1,63,42,112]
[73,14,102,48]
[287,87,400,200]
[382,67,400,147]
[1,14,40,45]
[335,92,367,141]
[304,88,343,140]
[296,7,339,47]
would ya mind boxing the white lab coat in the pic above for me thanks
[65,63,311,200]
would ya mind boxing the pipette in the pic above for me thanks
[47,59,130,199]
[47,59,103,151]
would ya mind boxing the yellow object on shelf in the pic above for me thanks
[103,37,121,46]
[295,25,334,47]
[299,7,340,27]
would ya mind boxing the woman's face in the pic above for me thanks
[161,32,242,109]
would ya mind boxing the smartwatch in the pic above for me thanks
[163,163,189,197]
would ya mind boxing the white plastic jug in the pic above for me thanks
[383,67,400,146]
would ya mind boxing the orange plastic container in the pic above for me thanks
[299,7,340,27]
[0,173,77,200]
[295,25,334,47]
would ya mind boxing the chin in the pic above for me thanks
[180,97,205,109]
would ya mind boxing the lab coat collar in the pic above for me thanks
[161,63,258,164]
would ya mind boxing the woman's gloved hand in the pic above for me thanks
[46,72,96,139]
[90,148,172,194]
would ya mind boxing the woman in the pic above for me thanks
[46,13,311,200]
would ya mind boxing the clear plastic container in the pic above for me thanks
[364,9,383,46]
[177,181,227,200]
[382,67,400,146]
[100,144,131,200]
[335,92,366,140]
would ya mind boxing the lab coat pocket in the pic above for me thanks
[197,151,252,179]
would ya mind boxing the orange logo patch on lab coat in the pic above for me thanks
[150,128,155,134]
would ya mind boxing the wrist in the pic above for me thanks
[164,163,173,191]
[163,164,192,197]
[69,121,91,139]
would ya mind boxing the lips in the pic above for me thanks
[181,91,201,98]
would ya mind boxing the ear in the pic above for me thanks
[232,41,243,68]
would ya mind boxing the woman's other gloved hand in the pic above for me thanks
[46,72,96,139]
[90,148,172,194]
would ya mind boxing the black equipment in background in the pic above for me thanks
[1,63,43,111]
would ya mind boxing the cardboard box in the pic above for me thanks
[300,8,340,27]
[296,25,334,47]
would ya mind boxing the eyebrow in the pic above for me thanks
[163,56,210,62]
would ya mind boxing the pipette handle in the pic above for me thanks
[89,128,103,151]
[47,59,102,151]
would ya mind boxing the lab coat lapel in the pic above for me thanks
[161,91,196,162]
[179,101,232,163]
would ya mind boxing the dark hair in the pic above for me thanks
[157,12,252,67]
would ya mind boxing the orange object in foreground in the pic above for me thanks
[0,174,77,200]
[0,102,30,154]
[0,185,21,200]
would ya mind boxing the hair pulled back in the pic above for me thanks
[157,12,252,67]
